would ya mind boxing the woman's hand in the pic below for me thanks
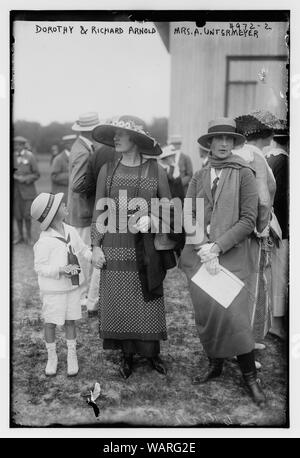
[204,257,221,276]
[133,215,151,233]
[92,246,106,269]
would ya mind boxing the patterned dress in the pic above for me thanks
[91,158,170,357]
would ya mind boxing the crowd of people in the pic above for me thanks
[13,109,289,409]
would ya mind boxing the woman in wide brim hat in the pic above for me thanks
[92,115,162,156]
[91,115,175,379]
[234,110,278,351]
[197,117,245,150]
[179,117,267,407]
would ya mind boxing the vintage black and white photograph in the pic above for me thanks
[10,9,289,428]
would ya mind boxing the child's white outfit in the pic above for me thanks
[34,223,92,326]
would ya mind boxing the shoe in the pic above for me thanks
[149,356,167,375]
[87,310,98,318]
[192,358,224,384]
[67,340,79,376]
[243,371,266,407]
[13,236,24,245]
[45,342,58,376]
[119,355,133,379]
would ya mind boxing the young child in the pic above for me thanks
[31,192,92,377]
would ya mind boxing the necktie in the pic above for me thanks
[55,234,81,285]
[211,176,219,202]
[91,144,95,154]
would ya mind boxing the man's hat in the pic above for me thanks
[30,193,64,231]
[197,117,245,149]
[14,136,28,144]
[72,112,100,132]
[62,134,77,142]
[159,145,177,160]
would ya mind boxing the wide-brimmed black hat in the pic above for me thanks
[235,110,282,137]
[92,115,162,156]
[197,117,245,149]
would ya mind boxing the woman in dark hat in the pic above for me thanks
[179,117,266,407]
[265,123,289,340]
[235,111,278,356]
[91,115,176,379]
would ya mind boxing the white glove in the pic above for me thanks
[204,256,221,275]
[197,243,216,262]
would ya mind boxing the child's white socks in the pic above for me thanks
[45,342,58,376]
[67,339,79,376]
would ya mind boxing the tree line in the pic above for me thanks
[13,118,169,154]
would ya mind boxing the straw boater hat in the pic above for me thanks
[14,136,28,144]
[72,112,100,132]
[159,145,177,160]
[30,193,64,231]
[197,117,245,149]
[92,115,162,156]
[235,110,282,137]
[62,134,77,142]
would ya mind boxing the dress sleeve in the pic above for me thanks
[91,163,108,247]
[215,168,258,253]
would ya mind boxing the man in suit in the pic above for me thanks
[70,116,116,314]
[51,135,76,203]
[13,136,40,245]
[68,112,109,313]
[168,135,193,195]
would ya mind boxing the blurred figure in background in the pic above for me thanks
[235,111,278,361]
[158,145,185,202]
[51,135,76,203]
[49,144,60,165]
[199,145,210,168]
[13,136,40,245]
[168,134,193,195]
[265,125,289,340]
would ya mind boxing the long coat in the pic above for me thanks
[14,150,40,200]
[51,150,69,201]
[67,137,95,228]
[179,165,258,358]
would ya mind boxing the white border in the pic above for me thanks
[1,0,299,439]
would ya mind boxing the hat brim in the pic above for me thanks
[159,150,177,160]
[72,122,99,132]
[92,124,162,156]
[40,193,64,231]
[197,132,245,149]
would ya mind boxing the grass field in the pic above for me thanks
[11,155,288,427]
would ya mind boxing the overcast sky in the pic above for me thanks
[13,21,170,125]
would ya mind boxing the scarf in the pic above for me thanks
[208,153,256,243]
[209,152,256,173]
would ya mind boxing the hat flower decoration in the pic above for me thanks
[92,115,161,156]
